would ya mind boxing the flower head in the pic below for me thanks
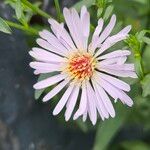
[29,6,137,125]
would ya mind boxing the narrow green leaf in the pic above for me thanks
[136,30,150,43]
[73,0,95,12]
[142,36,150,45]
[54,0,62,22]
[121,141,150,150]
[141,74,150,97]
[103,5,114,21]
[133,0,148,4]
[93,103,129,150]
[15,0,22,19]
[125,35,144,79]
[134,55,144,79]
[97,8,103,18]
[0,17,12,34]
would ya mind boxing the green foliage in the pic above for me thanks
[15,0,22,19]
[54,0,63,22]
[0,17,12,34]
[141,74,150,97]
[5,0,42,25]
[95,0,113,19]
[121,141,150,150]
[73,0,95,11]
[93,103,130,150]
[126,35,144,79]
[103,5,114,21]
[75,119,88,133]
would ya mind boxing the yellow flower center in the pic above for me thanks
[65,51,97,81]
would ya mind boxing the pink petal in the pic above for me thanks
[92,81,109,120]
[63,8,83,49]
[96,76,133,106]
[100,64,135,71]
[53,83,75,115]
[39,30,68,53]
[82,108,88,122]
[29,62,61,72]
[117,25,132,35]
[99,57,127,65]
[98,14,116,44]
[65,83,80,121]
[33,74,67,89]
[80,6,90,49]
[43,79,70,102]
[29,48,66,63]
[95,34,128,57]
[90,18,104,52]
[86,82,97,125]
[48,18,76,50]
[99,67,137,78]
[73,82,87,120]
[98,50,131,60]
[94,82,115,118]
[36,38,68,57]
[97,72,131,91]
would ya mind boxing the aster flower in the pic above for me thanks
[29,6,137,125]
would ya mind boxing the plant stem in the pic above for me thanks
[6,20,38,35]
[54,0,62,22]
[21,0,51,19]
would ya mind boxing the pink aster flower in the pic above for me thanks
[29,6,137,125]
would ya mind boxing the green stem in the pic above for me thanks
[134,51,144,79]
[54,0,62,22]
[21,0,51,19]
[6,20,38,35]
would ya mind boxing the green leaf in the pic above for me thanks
[34,72,56,100]
[134,56,143,80]
[103,5,114,21]
[97,8,103,18]
[121,141,150,150]
[136,30,150,44]
[15,0,22,19]
[141,74,150,97]
[54,0,63,22]
[142,36,150,45]
[0,17,12,34]
[133,0,148,4]
[93,103,130,150]
[75,119,88,133]
[73,0,95,12]
[125,35,144,79]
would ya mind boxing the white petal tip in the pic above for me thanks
[63,7,69,13]
[29,62,33,68]
[65,116,70,122]
[111,14,116,21]
[111,114,116,118]
[33,83,43,90]
[33,84,38,89]
[127,101,134,107]
[42,97,49,102]
[48,18,55,24]
[52,110,58,116]
[29,51,33,56]
[73,115,77,120]
[36,38,41,45]
[91,120,97,125]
